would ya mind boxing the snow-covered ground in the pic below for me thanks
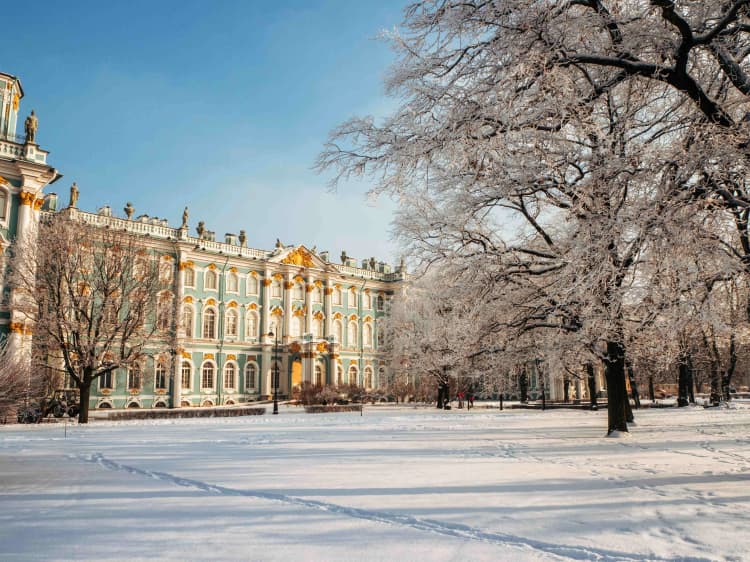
[2,405,749,561]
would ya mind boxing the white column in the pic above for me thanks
[283,273,292,341]
[324,279,332,337]
[304,277,313,335]
[261,269,271,342]
[173,255,185,408]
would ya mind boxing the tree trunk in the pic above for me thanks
[499,392,503,410]
[586,362,598,410]
[723,333,737,402]
[648,376,655,403]
[604,341,628,435]
[677,352,691,407]
[563,379,570,403]
[519,371,528,403]
[626,361,641,409]
[78,375,92,424]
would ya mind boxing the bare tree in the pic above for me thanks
[318,1,750,434]
[0,339,39,423]
[11,214,171,423]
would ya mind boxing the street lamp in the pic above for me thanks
[268,331,279,415]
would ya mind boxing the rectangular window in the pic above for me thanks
[99,371,113,389]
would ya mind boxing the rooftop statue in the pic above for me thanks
[124,202,134,219]
[24,110,38,144]
[196,221,205,239]
[181,207,189,228]
[69,183,79,208]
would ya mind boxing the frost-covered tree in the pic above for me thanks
[319,1,750,434]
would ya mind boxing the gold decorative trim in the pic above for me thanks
[248,271,258,277]
[0,175,7,185]
[289,342,301,353]
[247,302,258,310]
[271,307,283,317]
[227,301,238,308]
[313,311,324,320]
[272,273,284,281]
[179,261,194,271]
[182,352,191,359]
[101,388,112,396]
[284,281,294,290]
[183,296,194,303]
[19,191,35,206]
[294,274,305,283]
[281,247,315,268]
[293,308,305,317]
[229,267,238,273]
[205,298,217,306]
[349,314,358,321]
[333,312,342,320]
[162,255,173,261]
[324,288,333,295]
[204,353,215,360]
[363,316,373,323]
[33,198,44,210]
[9,322,24,334]
[305,284,314,293]
[262,279,272,287]
[316,342,329,353]
[207,263,217,270]
[314,280,323,287]
[227,354,237,361]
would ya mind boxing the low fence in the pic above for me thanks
[304,404,363,414]
[100,406,265,421]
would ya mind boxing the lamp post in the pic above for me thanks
[268,331,279,415]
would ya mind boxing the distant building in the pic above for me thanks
[0,70,404,410]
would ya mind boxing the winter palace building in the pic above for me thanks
[0,70,405,410]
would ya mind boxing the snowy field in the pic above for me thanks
[2,405,750,562]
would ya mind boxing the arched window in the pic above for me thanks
[155,362,168,390]
[223,363,237,389]
[312,317,323,339]
[376,294,385,311]
[202,308,216,339]
[204,269,218,290]
[348,321,358,347]
[293,283,304,300]
[99,371,114,390]
[363,292,371,309]
[314,364,323,386]
[378,367,386,388]
[225,309,238,338]
[336,364,343,386]
[349,289,358,308]
[271,278,282,298]
[364,366,373,389]
[183,305,194,338]
[183,267,195,287]
[181,362,193,390]
[247,274,258,295]
[312,286,322,303]
[0,188,8,221]
[348,365,358,386]
[226,272,239,293]
[333,320,343,343]
[245,362,258,391]
[160,262,172,282]
[128,365,142,390]
[363,323,372,348]
[333,287,342,305]
[201,362,215,389]
[291,315,303,338]
[157,292,172,330]
[377,327,384,348]
[269,318,280,338]
[246,311,258,340]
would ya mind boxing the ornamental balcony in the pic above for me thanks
[0,131,49,164]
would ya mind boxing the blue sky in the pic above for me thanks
[5,0,405,264]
